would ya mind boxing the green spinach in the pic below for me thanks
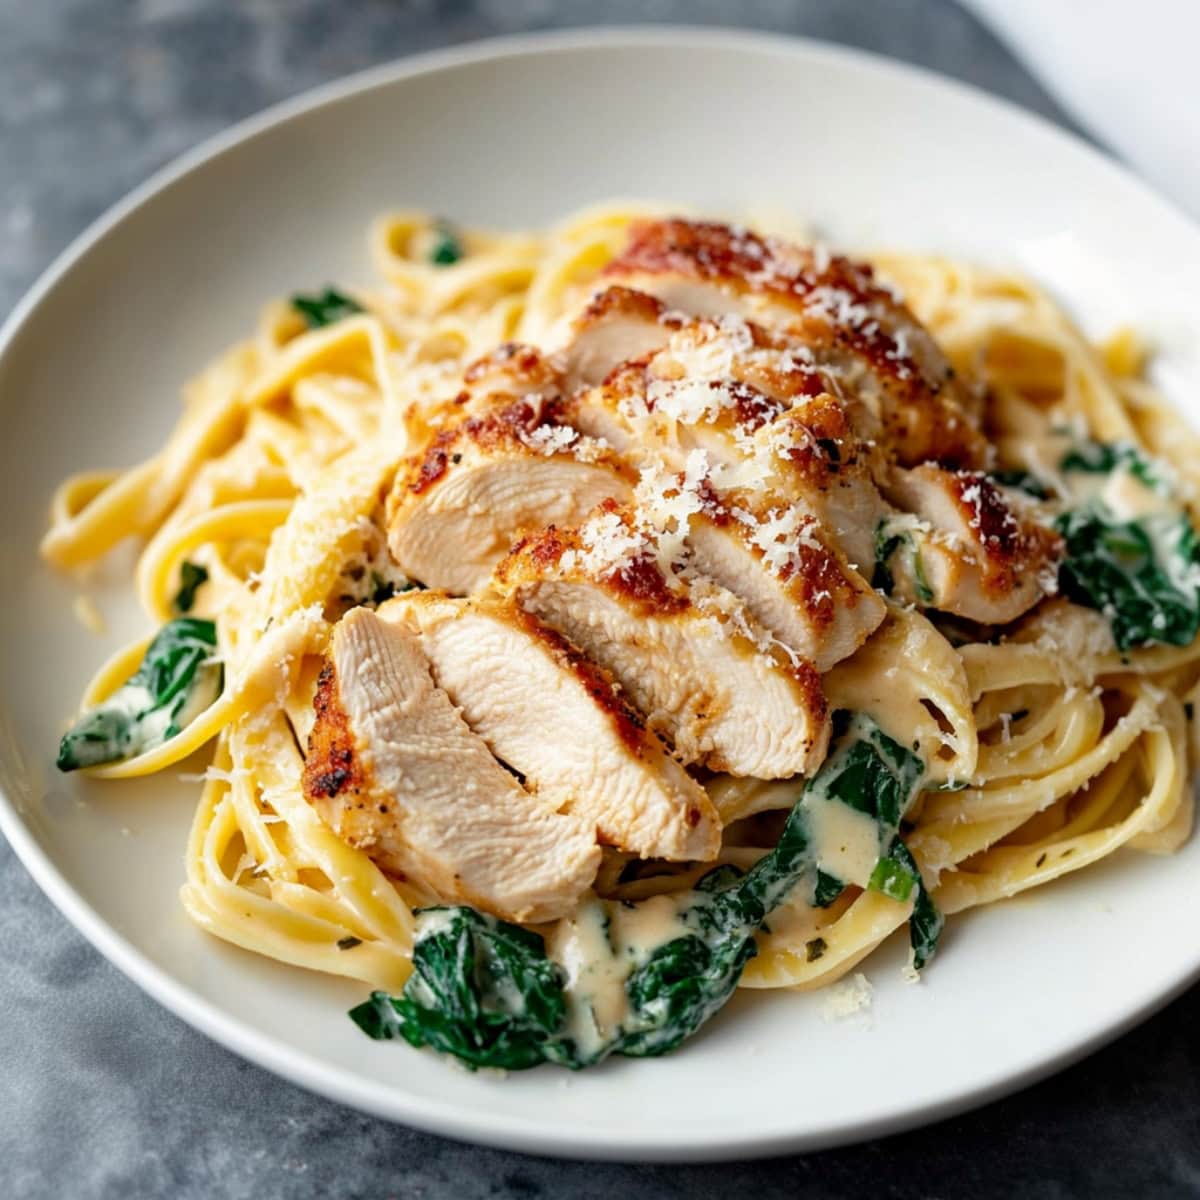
[349,712,942,1070]
[291,287,363,329]
[1060,439,1165,491]
[1056,504,1200,650]
[1052,440,1200,651]
[57,618,222,771]
[872,520,933,603]
[172,560,209,614]
[988,468,1049,499]
[428,223,463,266]
[801,713,941,968]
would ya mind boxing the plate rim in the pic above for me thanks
[3,24,1199,1161]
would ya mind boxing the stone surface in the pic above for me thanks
[1,2,1197,1197]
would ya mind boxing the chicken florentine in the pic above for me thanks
[321,217,1061,919]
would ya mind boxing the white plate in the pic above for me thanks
[3,28,1200,1162]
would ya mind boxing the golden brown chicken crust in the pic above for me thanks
[500,501,692,618]
[304,663,412,878]
[303,663,366,803]
[771,394,862,489]
[463,341,556,388]
[606,218,988,468]
[946,470,1064,598]
[399,397,552,498]
[580,285,678,329]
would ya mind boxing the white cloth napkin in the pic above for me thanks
[961,0,1200,218]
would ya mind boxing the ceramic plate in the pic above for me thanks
[3,28,1199,1161]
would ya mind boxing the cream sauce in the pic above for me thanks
[803,795,881,888]
[548,894,693,1060]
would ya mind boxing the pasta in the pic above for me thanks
[44,204,1200,1069]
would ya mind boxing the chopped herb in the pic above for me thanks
[868,853,917,903]
[805,937,827,963]
[1035,853,1047,868]
[172,560,209,614]
[57,618,222,771]
[429,223,463,266]
[291,287,363,329]
[336,936,363,951]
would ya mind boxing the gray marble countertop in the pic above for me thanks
[3,2,1199,1197]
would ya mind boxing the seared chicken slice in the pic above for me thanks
[457,341,562,410]
[559,286,678,394]
[684,503,886,672]
[602,218,987,468]
[881,465,1063,625]
[560,313,885,669]
[381,591,720,861]
[302,607,599,922]
[561,299,813,472]
[386,394,632,594]
[494,504,831,778]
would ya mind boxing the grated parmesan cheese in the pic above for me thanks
[820,973,874,1021]
[520,423,580,456]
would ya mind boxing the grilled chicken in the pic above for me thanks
[560,304,885,665]
[559,286,677,394]
[457,341,563,410]
[881,465,1063,624]
[381,591,720,861]
[561,293,812,473]
[601,218,987,469]
[693,397,1058,627]
[302,607,600,922]
[385,393,632,594]
[494,503,831,778]
[684,504,885,672]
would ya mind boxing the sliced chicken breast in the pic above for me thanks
[684,503,886,672]
[559,286,678,394]
[302,607,599,922]
[602,218,987,469]
[739,398,888,571]
[458,341,563,410]
[494,504,831,778]
[386,394,632,594]
[881,465,1063,624]
[561,299,816,473]
[381,591,720,861]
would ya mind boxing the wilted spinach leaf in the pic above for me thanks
[350,712,941,1071]
[172,560,208,614]
[291,287,363,329]
[428,223,463,266]
[57,618,222,771]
